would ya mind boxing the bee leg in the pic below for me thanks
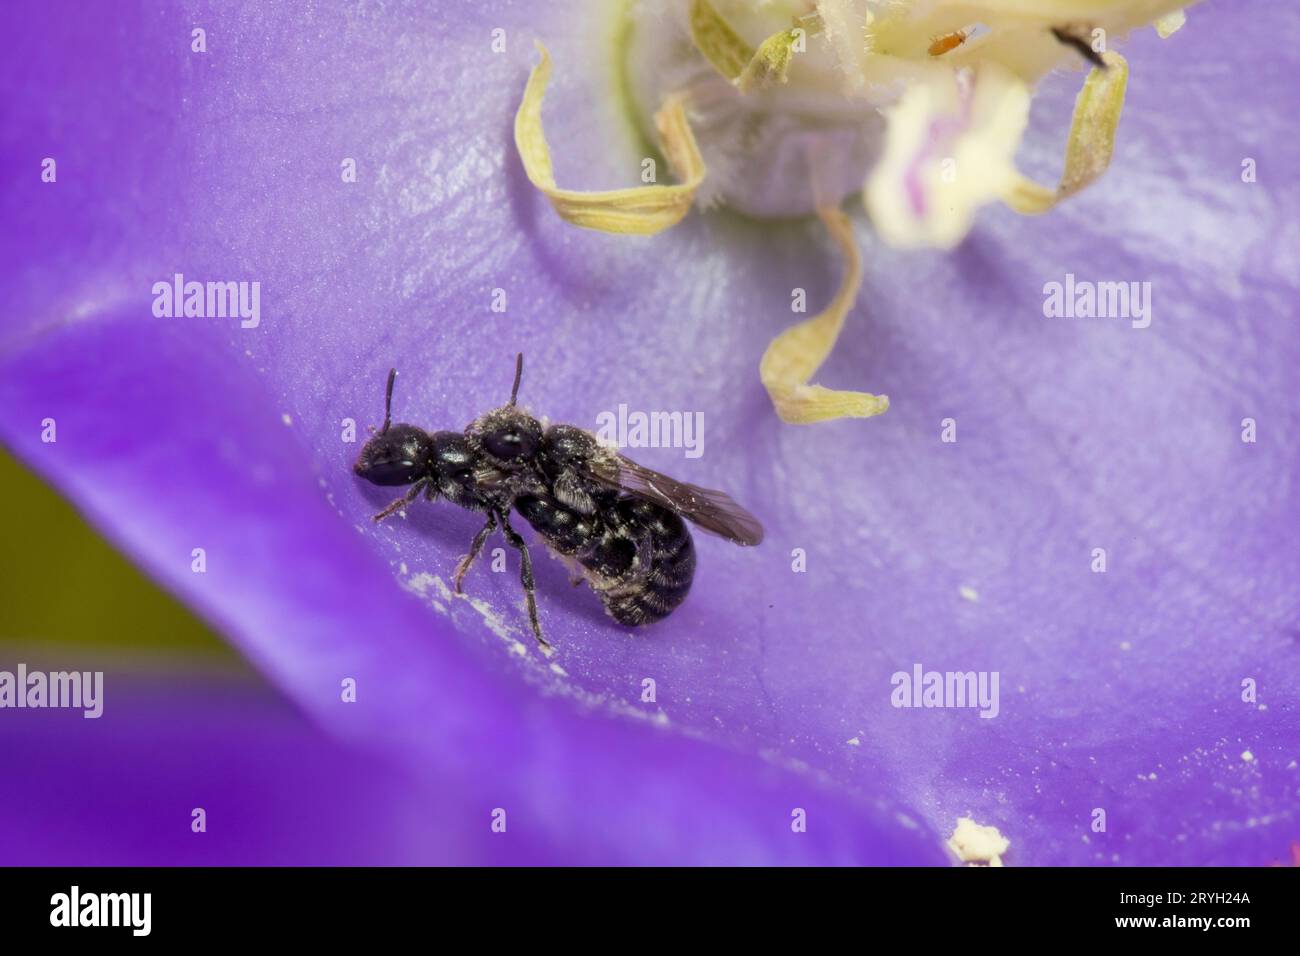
[453,511,498,594]
[499,511,548,648]
[371,481,426,523]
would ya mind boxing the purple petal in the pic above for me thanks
[0,672,441,865]
[2,1,1297,865]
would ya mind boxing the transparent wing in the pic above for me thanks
[586,453,764,547]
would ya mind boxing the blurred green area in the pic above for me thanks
[0,447,246,665]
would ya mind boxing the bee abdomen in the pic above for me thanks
[515,492,697,627]
[599,503,696,626]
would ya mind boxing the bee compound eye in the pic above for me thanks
[358,457,421,486]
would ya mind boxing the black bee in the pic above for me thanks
[353,355,763,646]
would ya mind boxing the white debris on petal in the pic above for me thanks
[402,572,436,595]
[466,595,518,643]
[403,572,453,604]
[847,736,862,746]
[1241,750,1255,763]
[959,585,979,603]
[400,571,450,614]
[948,816,1011,866]
[281,413,293,426]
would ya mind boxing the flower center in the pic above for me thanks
[621,1,883,219]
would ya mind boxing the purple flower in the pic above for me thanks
[1,1,1297,865]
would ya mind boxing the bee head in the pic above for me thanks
[353,368,432,486]
[470,353,541,465]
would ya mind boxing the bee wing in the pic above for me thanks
[587,453,764,547]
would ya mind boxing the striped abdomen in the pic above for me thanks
[514,493,696,626]
[598,497,695,626]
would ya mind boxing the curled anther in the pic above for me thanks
[688,0,805,93]
[760,206,888,424]
[514,41,705,235]
[1002,51,1129,215]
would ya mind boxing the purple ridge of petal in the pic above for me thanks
[1,1,1298,865]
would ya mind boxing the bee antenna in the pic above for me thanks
[382,368,397,433]
[509,353,524,406]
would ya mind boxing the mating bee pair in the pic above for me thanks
[353,355,763,645]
